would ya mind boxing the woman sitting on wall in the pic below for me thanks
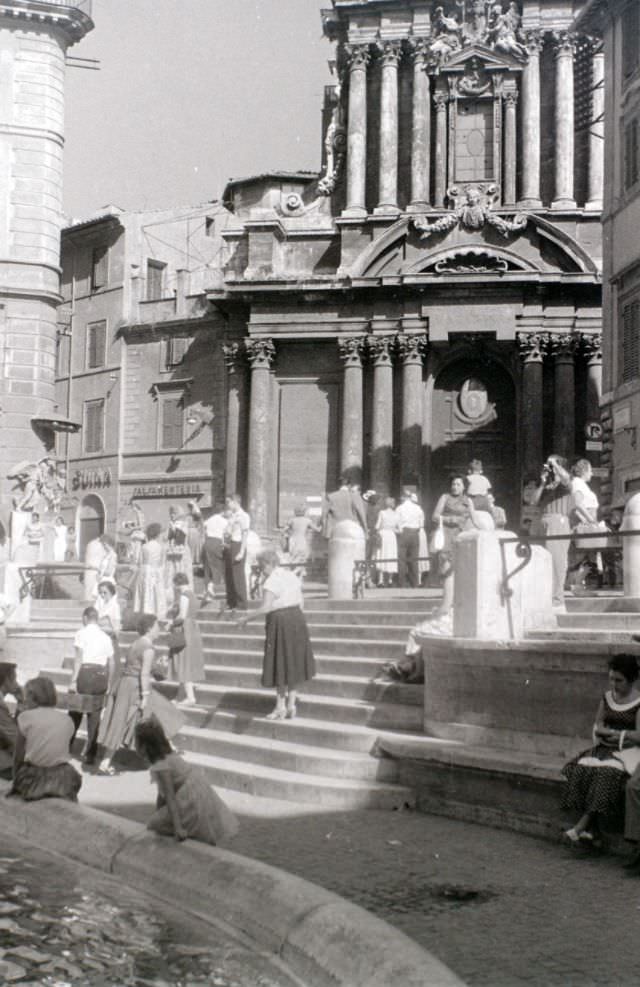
[10,676,81,801]
[562,653,640,848]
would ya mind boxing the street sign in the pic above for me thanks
[585,421,603,441]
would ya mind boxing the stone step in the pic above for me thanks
[305,597,438,612]
[192,633,406,660]
[200,665,421,704]
[203,650,392,679]
[178,725,399,782]
[181,749,415,809]
[195,620,416,641]
[558,612,640,629]
[528,629,635,644]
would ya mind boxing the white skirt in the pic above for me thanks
[375,529,398,573]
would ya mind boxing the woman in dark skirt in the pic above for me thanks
[236,549,315,719]
[562,653,640,847]
[11,676,81,802]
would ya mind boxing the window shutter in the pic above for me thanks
[623,300,640,383]
[84,400,105,453]
[147,260,166,300]
[165,336,189,368]
[91,246,108,290]
[623,4,640,78]
[87,321,107,369]
[161,397,183,449]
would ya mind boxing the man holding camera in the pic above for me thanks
[530,454,573,611]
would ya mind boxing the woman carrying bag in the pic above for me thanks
[167,572,205,707]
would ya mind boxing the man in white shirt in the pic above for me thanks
[396,489,425,588]
[201,502,229,604]
[224,494,250,612]
[69,606,114,763]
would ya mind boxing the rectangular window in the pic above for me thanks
[625,118,639,190]
[159,395,184,449]
[84,399,105,454]
[86,320,107,370]
[147,260,167,300]
[455,100,494,182]
[622,298,640,383]
[623,3,640,79]
[165,336,189,369]
[91,245,109,291]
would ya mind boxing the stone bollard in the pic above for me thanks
[622,492,640,598]
[328,520,366,600]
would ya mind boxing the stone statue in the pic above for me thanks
[430,1,526,65]
[489,2,528,60]
[413,184,529,238]
[430,5,463,67]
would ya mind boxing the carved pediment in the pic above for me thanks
[443,44,524,74]
[428,2,528,71]
[417,247,530,275]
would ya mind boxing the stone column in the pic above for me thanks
[433,91,448,208]
[409,39,431,210]
[245,338,276,534]
[550,334,577,459]
[520,32,543,208]
[222,341,248,499]
[344,44,370,218]
[338,336,365,484]
[397,334,428,487]
[583,332,603,429]
[368,335,396,496]
[376,40,401,213]
[503,91,518,207]
[517,332,547,479]
[586,43,605,211]
[552,33,577,209]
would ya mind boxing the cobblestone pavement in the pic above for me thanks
[80,768,640,987]
[0,834,294,987]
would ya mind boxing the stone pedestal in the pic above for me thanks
[328,520,365,600]
[453,530,554,640]
[622,493,640,598]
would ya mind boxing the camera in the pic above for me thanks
[541,462,554,484]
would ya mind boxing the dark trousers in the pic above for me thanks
[68,710,102,762]
[203,536,224,591]
[224,542,247,610]
[398,528,420,588]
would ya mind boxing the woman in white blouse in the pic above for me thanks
[236,549,316,719]
[570,458,602,589]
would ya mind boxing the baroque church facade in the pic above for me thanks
[214,0,603,532]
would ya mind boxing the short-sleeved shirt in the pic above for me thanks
[203,513,228,539]
[263,567,304,611]
[73,623,114,665]
[466,474,492,497]
[396,501,425,531]
[227,509,250,544]
[17,707,73,767]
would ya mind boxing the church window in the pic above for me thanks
[159,394,184,449]
[622,298,640,383]
[91,245,109,291]
[84,399,105,454]
[625,118,639,191]
[455,101,494,183]
[86,320,107,370]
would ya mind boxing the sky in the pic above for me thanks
[63,0,331,220]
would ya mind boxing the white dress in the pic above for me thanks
[375,509,398,574]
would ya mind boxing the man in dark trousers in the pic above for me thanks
[396,488,425,588]
[223,493,250,613]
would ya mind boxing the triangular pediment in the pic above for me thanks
[442,43,524,73]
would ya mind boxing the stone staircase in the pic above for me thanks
[26,595,440,810]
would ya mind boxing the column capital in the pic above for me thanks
[549,333,579,361]
[433,90,448,111]
[396,333,428,365]
[581,332,602,365]
[551,31,576,57]
[375,39,402,66]
[338,336,365,367]
[222,340,245,373]
[345,43,371,70]
[407,36,430,67]
[523,31,544,55]
[517,332,548,364]
[245,338,275,370]
[367,334,396,366]
[504,90,519,108]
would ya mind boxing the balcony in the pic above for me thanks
[0,0,94,37]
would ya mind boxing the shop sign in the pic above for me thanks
[131,483,203,498]
[71,468,113,491]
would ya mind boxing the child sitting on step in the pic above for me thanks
[135,718,238,846]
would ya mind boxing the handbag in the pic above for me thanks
[573,520,611,551]
[429,517,445,554]
[167,622,186,653]
[613,747,640,775]
[151,652,169,681]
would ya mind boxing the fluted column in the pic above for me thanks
[552,33,576,209]
[433,91,448,208]
[245,338,276,534]
[376,40,401,213]
[583,333,603,429]
[344,44,370,217]
[517,332,547,478]
[338,336,365,484]
[520,32,543,208]
[368,335,395,496]
[503,91,518,207]
[397,334,428,487]
[222,341,248,499]
[409,39,431,210]
[550,334,577,459]
[586,43,605,211]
